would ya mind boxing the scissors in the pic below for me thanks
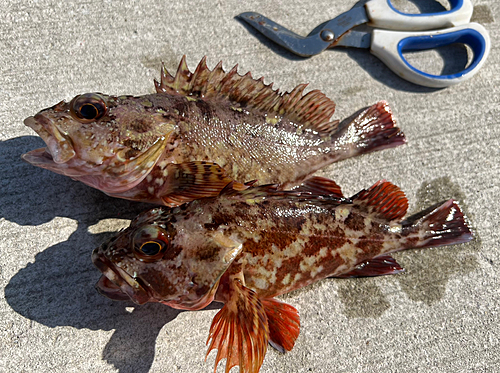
[238,0,490,88]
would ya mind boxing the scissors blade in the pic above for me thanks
[335,30,371,49]
[238,12,328,56]
[238,7,369,57]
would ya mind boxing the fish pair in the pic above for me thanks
[23,57,472,373]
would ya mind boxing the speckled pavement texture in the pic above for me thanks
[1,1,498,372]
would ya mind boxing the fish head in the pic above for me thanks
[92,207,243,310]
[22,93,175,194]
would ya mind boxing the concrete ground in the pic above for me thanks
[1,0,498,372]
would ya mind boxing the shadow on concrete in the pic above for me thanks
[1,136,218,373]
[335,176,480,317]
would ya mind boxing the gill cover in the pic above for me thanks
[159,231,244,310]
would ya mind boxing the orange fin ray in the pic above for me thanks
[158,161,245,206]
[155,56,339,134]
[351,180,408,221]
[206,280,269,373]
[293,176,344,198]
[262,298,300,353]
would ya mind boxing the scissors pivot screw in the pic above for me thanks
[320,30,335,42]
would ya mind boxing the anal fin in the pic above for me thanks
[262,298,300,353]
[333,255,404,278]
[206,280,269,373]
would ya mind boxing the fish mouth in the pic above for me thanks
[21,147,87,179]
[23,114,76,164]
[23,112,170,194]
[21,147,56,167]
[92,247,152,305]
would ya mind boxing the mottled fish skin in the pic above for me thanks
[92,179,472,373]
[23,56,406,206]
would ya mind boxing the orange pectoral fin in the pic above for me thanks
[262,298,300,353]
[160,161,246,206]
[206,280,269,373]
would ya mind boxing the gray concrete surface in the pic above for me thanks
[1,0,498,372]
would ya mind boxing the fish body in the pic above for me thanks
[23,56,405,206]
[92,178,472,373]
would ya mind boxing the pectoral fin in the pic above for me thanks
[158,161,246,206]
[206,279,269,373]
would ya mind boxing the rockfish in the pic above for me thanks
[92,177,472,373]
[23,56,405,206]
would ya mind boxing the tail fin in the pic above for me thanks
[403,199,473,249]
[337,101,406,155]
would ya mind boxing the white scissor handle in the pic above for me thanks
[370,23,490,88]
[365,0,473,30]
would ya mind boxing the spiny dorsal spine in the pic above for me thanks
[154,56,339,134]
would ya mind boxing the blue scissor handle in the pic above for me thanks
[370,23,490,88]
[366,0,473,30]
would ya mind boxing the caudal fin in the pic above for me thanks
[337,101,406,155]
[403,199,473,249]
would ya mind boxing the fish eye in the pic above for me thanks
[139,241,162,256]
[133,225,170,261]
[69,93,107,122]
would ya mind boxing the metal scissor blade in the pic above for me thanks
[238,8,369,57]
[335,30,371,49]
[238,12,328,57]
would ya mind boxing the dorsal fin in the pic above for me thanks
[154,56,339,134]
[293,176,344,198]
[351,180,408,221]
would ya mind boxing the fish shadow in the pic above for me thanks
[1,136,221,373]
[4,225,222,373]
[0,136,153,227]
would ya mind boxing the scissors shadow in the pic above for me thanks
[341,42,470,92]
